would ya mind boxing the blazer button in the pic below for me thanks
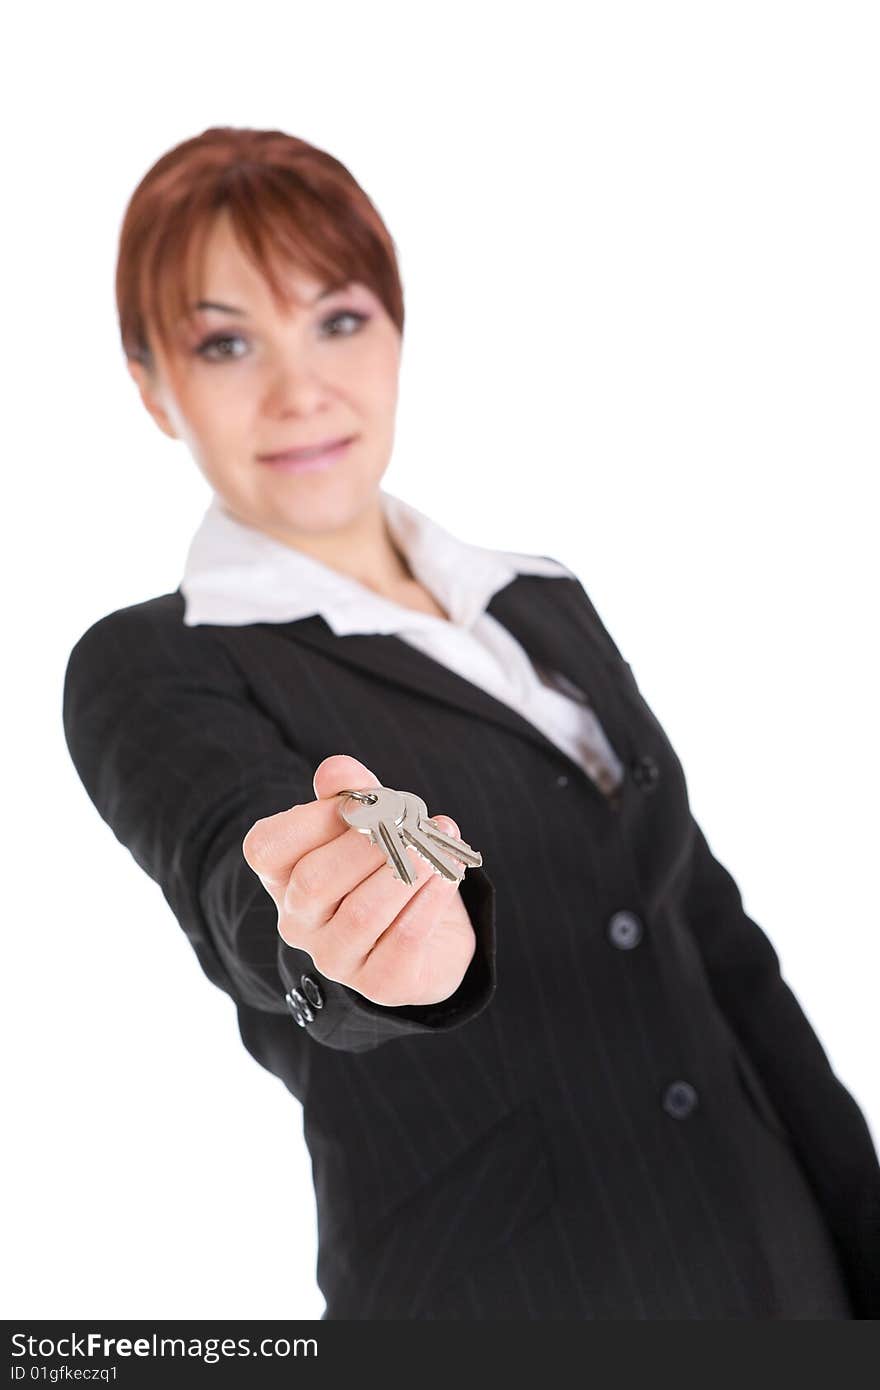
[607,910,643,950]
[284,987,314,1027]
[631,754,660,792]
[300,974,324,1009]
[662,1080,699,1119]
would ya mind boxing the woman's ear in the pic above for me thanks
[126,357,179,441]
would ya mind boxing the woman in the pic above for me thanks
[62,125,879,1320]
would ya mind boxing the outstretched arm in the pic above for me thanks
[62,602,497,1053]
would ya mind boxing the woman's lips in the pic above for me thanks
[257,436,355,472]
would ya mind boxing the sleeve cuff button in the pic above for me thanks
[284,986,314,1026]
[300,974,324,1009]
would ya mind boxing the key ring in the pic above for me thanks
[337,784,483,886]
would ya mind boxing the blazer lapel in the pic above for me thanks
[246,573,636,801]
[484,573,637,777]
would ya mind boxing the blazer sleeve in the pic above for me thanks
[680,817,880,1318]
[61,602,497,1054]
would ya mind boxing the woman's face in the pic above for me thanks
[127,208,402,542]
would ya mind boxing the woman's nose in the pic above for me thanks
[262,355,331,416]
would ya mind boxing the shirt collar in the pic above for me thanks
[179,488,573,634]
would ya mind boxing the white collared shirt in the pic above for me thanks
[180,489,625,795]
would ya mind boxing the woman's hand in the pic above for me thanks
[241,754,478,1007]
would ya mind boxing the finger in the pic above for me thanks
[281,810,430,935]
[242,753,382,892]
[314,816,462,979]
[286,816,464,953]
[312,752,382,802]
[345,863,469,1004]
[318,839,453,983]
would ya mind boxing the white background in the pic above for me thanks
[3,0,877,1320]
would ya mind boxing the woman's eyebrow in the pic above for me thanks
[191,281,353,317]
[193,300,248,316]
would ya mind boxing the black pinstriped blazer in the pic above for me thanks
[61,570,880,1319]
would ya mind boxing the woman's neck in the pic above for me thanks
[237,494,448,617]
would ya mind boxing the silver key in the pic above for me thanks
[392,789,483,884]
[338,786,419,886]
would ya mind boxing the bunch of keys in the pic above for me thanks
[337,786,483,887]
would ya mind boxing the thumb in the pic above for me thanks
[312,753,383,802]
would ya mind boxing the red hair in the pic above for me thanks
[115,126,405,369]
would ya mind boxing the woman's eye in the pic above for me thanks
[193,309,368,361]
[194,333,248,362]
[321,309,369,336]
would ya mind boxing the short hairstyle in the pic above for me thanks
[115,125,405,370]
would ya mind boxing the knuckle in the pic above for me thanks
[241,820,270,869]
[393,904,430,946]
[366,922,431,1005]
[285,856,321,906]
[276,912,300,949]
[361,960,406,1007]
[341,891,378,934]
[244,806,305,870]
[309,944,341,984]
